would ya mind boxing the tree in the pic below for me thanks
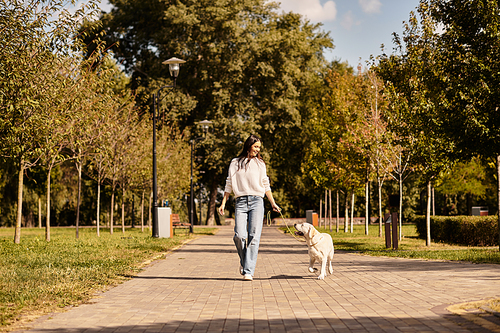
[354,67,392,237]
[66,79,100,238]
[383,140,414,239]
[438,156,494,215]
[123,120,153,232]
[104,103,139,234]
[88,143,110,236]
[89,0,333,223]
[376,2,455,246]
[86,63,127,236]
[428,0,500,248]
[37,59,77,241]
[156,129,191,211]
[249,12,333,219]
[0,0,99,243]
[304,64,367,233]
[382,0,500,248]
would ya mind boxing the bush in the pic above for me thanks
[411,215,498,246]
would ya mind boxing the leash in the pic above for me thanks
[266,210,305,242]
[267,210,324,246]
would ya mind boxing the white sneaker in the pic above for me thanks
[240,265,244,275]
[243,274,253,281]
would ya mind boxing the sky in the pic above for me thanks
[75,0,421,68]
[277,0,422,67]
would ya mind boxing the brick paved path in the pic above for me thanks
[18,226,500,333]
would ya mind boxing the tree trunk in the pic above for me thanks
[206,177,218,226]
[96,182,101,237]
[378,176,383,237]
[76,162,82,239]
[199,195,203,226]
[344,191,349,233]
[38,196,42,228]
[350,191,355,233]
[319,198,322,228]
[141,190,145,232]
[365,180,369,235]
[497,155,500,251]
[110,180,115,234]
[121,187,125,233]
[399,174,403,240]
[45,167,52,242]
[323,189,327,228]
[432,186,435,216]
[329,189,332,232]
[336,190,339,233]
[14,162,24,244]
[148,190,152,229]
[426,180,432,247]
[131,194,135,228]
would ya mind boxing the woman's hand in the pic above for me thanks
[265,190,280,213]
[218,204,225,216]
[218,192,230,216]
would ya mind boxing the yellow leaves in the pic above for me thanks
[307,65,395,188]
[255,61,276,78]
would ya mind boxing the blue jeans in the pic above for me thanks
[233,195,264,276]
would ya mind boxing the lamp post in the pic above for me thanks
[190,120,212,233]
[152,57,186,238]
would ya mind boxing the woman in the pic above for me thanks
[218,134,280,281]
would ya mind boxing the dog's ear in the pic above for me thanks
[307,224,318,239]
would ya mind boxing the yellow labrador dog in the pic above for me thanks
[294,223,334,280]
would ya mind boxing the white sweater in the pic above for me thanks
[224,157,271,198]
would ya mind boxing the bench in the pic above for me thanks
[171,214,190,235]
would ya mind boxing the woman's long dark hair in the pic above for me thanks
[236,134,264,170]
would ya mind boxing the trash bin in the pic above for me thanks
[157,207,172,238]
[384,213,391,249]
[384,212,399,250]
[306,210,314,224]
[306,210,318,226]
[471,206,488,216]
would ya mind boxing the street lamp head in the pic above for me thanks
[162,57,186,78]
[199,119,213,134]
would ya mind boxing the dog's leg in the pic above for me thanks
[308,257,316,273]
[318,258,327,280]
[328,251,334,274]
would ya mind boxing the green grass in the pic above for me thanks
[282,224,500,264]
[0,227,217,330]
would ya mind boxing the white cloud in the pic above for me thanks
[340,11,360,30]
[358,0,382,14]
[278,0,337,22]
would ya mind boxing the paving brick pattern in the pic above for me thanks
[17,226,500,333]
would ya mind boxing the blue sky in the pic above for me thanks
[277,0,421,67]
[75,0,421,68]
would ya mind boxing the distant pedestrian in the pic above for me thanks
[218,134,280,281]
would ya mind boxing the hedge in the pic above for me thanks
[409,215,499,246]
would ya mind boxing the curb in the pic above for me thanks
[435,299,500,333]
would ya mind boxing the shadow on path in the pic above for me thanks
[24,314,496,333]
